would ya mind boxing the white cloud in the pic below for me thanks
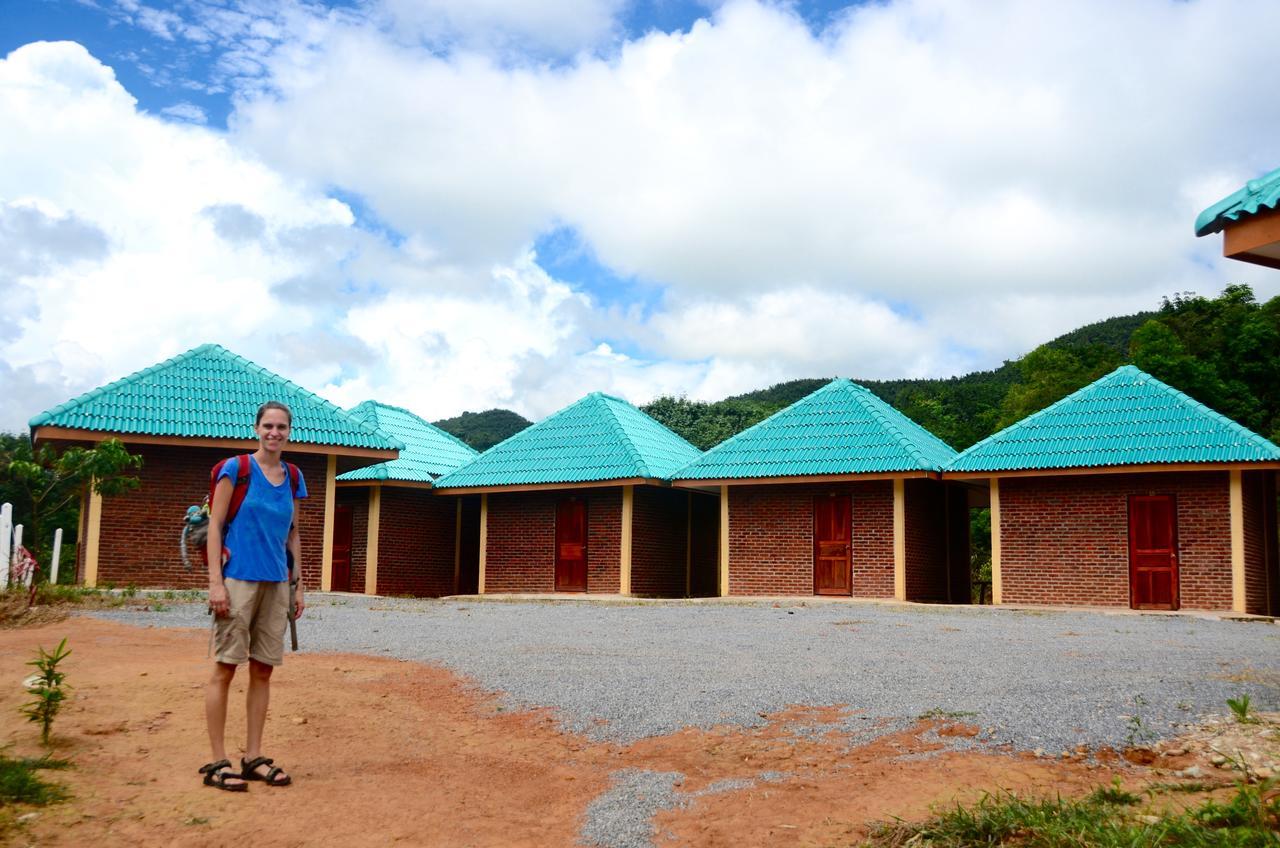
[160,100,209,123]
[6,0,1280,434]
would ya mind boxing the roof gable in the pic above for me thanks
[1196,166,1280,236]
[948,365,1280,473]
[336,401,478,483]
[30,344,401,451]
[672,378,957,480]
[432,392,702,489]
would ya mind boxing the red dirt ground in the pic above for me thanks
[0,617,1161,846]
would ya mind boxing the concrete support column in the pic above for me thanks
[893,478,906,601]
[365,485,381,596]
[1230,469,1246,613]
[718,485,730,597]
[478,493,488,594]
[990,478,1002,605]
[321,455,337,592]
[620,485,634,595]
[84,483,103,588]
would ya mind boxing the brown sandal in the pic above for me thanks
[199,759,247,792]
[241,756,291,786]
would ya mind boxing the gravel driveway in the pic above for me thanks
[90,596,1280,754]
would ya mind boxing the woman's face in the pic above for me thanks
[255,409,291,453]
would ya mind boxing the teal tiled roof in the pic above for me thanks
[948,365,1280,473]
[30,344,402,451]
[1196,166,1280,236]
[671,378,957,480]
[336,401,477,483]
[432,392,702,489]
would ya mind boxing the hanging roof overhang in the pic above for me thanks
[1195,166,1280,270]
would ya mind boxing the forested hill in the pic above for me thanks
[435,286,1279,454]
[432,409,533,451]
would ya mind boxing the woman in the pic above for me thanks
[199,400,307,791]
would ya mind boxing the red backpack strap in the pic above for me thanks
[225,454,254,525]
[285,462,301,499]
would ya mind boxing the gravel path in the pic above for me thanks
[89,596,1280,755]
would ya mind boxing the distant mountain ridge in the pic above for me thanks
[432,311,1158,452]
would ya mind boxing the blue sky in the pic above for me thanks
[1,0,1277,430]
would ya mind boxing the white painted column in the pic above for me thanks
[0,502,11,589]
[718,485,730,597]
[620,485,634,595]
[990,478,1002,605]
[893,479,906,601]
[1230,469,1246,613]
[50,528,63,585]
[84,486,104,588]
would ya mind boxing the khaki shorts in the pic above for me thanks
[211,578,289,667]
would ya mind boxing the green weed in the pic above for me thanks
[918,707,978,721]
[1228,694,1257,724]
[0,753,68,805]
[21,638,71,745]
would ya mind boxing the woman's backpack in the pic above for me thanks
[180,455,300,571]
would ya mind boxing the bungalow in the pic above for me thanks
[28,344,401,589]
[1195,165,1280,269]
[945,365,1280,614]
[431,392,709,596]
[333,401,480,597]
[670,379,969,601]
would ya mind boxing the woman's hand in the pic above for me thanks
[209,581,231,617]
[294,585,305,619]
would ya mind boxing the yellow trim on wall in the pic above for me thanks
[719,485,730,597]
[365,485,381,595]
[893,478,906,601]
[478,494,488,594]
[1230,470,1246,613]
[321,455,336,592]
[620,485,634,594]
[84,483,103,588]
[990,478,1002,605]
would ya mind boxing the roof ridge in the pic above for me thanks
[1126,366,1280,454]
[671,378,846,474]
[30,343,218,426]
[845,382,954,470]
[596,394,652,478]
[947,366,1116,466]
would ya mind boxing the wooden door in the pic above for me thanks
[689,492,720,597]
[813,495,852,596]
[1129,495,1179,610]
[332,504,354,593]
[456,496,481,595]
[555,499,587,592]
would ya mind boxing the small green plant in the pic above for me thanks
[1087,779,1141,807]
[122,583,138,599]
[1123,694,1158,747]
[0,752,69,805]
[21,638,71,746]
[1227,694,1256,724]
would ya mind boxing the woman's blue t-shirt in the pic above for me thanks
[217,456,308,583]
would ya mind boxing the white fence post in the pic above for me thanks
[51,528,63,586]
[0,503,10,590]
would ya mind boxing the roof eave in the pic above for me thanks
[31,425,401,461]
[943,460,1280,480]
[433,476,666,495]
[671,470,941,487]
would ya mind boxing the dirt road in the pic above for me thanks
[0,617,1147,846]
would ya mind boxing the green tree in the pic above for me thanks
[2,437,143,573]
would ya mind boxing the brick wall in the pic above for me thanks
[484,488,622,593]
[336,488,368,593]
[904,479,949,602]
[375,487,457,597]
[998,471,1233,610]
[727,482,894,597]
[93,444,328,590]
[631,486,688,596]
